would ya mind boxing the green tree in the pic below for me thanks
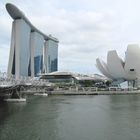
[105,80,112,87]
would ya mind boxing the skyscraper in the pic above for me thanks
[6,3,59,79]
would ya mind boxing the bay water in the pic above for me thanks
[0,95,140,140]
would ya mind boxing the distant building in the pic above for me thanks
[39,72,75,84]
[96,44,140,87]
[6,3,59,79]
[39,71,106,85]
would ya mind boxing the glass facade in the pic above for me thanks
[18,19,30,77]
[40,75,74,83]
[34,55,43,76]
[45,40,58,73]
[30,32,44,77]
[28,58,31,76]
[8,20,58,78]
[12,51,15,75]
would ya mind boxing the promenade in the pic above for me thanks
[21,87,140,95]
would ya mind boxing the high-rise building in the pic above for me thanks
[6,3,59,79]
[7,19,31,79]
[44,40,58,73]
[30,32,44,77]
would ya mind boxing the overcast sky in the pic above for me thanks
[0,0,140,74]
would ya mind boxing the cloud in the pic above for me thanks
[1,0,140,74]
[0,44,9,72]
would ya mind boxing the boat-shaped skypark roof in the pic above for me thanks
[6,3,59,43]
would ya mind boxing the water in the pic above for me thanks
[0,95,140,140]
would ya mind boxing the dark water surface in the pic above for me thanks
[0,95,140,140]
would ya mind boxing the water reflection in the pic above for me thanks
[0,95,140,140]
[108,95,140,140]
[0,96,61,140]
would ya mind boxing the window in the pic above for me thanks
[130,69,135,71]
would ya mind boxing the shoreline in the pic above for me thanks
[21,90,140,95]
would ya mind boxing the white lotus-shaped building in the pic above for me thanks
[96,44,140,81]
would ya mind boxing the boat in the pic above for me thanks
[34,93,48,96]
[4,98,26,102]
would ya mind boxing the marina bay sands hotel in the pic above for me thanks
[6,3,59,79]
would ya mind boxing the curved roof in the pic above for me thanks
[96,58,114,79]
[96,44,140,81]
[107,50,126,79]
[124,44,140,80]
[6,3,59,43]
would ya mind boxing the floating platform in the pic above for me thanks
[34,93,48,96]
[4,98,26,102]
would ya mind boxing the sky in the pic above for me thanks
[0,0,140,74]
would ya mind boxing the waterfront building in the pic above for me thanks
[6,3,59,79]
[39,71,106,86]
[39,72,75,84]
[96,44,140,87]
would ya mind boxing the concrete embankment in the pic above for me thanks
[50,90,140,95]
[21,90,140,95]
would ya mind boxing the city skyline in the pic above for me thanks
[1,0,140,74]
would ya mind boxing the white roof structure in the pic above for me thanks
[107,50,126,79]
[124,44,140,80]
[96,44,140,81]
[96,58,114,79]
[40,71,106,81]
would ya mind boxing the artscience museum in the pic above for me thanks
[96,44,140,87]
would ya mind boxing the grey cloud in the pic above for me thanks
[1,0,140,73]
